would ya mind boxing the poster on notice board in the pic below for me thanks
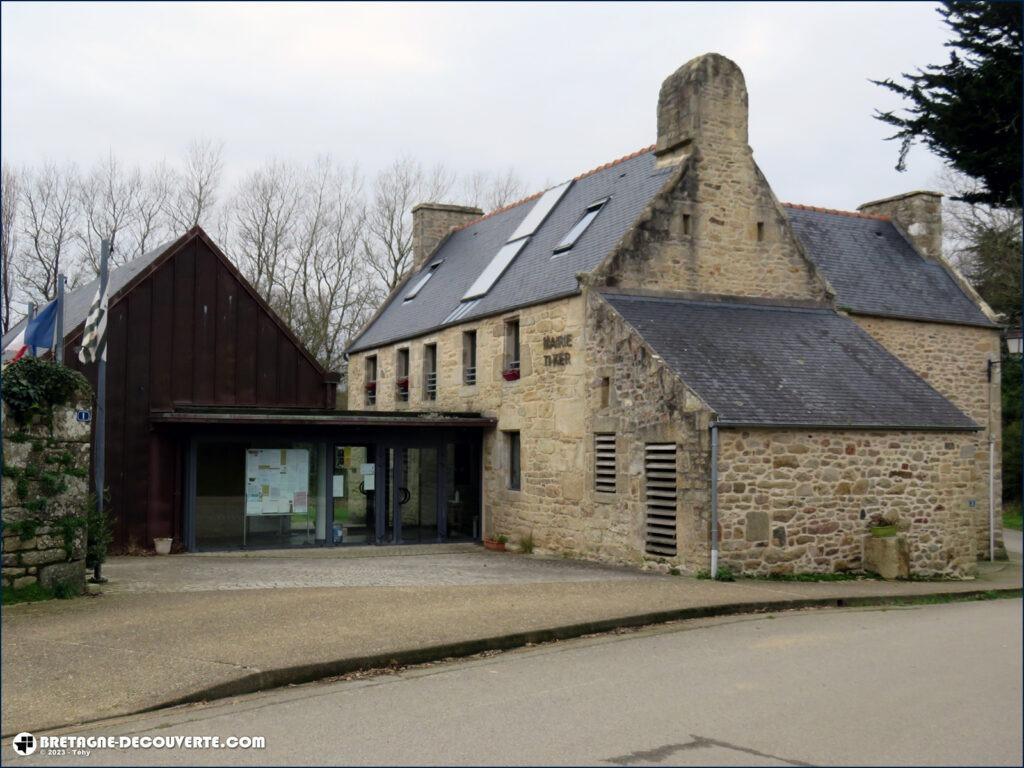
[245,448,309,516]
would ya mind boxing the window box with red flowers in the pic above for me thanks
[502,361,521,381]
[395,377,410,402]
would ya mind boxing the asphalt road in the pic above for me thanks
[7,600,1022,767]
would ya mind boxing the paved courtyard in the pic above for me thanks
[100,544,654,593]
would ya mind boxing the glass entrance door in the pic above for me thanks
[330,444,374,546]
[400,447,438,543]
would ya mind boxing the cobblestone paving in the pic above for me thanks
[101,545,653,593]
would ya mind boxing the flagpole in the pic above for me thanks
[91,241,109,584]
[26,302,36,357]
[54,275,65,364]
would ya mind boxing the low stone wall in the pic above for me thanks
[2,395,92,594]
[717,428,978,578]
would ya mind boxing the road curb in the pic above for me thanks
[139,587,1022,716]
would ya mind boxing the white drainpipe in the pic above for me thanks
[710,422,719,579]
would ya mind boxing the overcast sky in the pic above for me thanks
[2,2,952,210]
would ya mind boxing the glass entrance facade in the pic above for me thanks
[189,431,481,551]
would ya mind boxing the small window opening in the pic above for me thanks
[423,343,437,401]
[463,330,478,385]
[554,198,609,253]
[506,431,521,491]
[682,214,691,236]
[594,434,617,493]
[503,319,521,380]
[756,221,765,242]
[364,355,378,406]
[395,348,410,402]
[599,377,611,408]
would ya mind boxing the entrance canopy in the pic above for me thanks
[152,406,495,552]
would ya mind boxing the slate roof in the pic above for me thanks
[601,293,977,430]
[785,205,994,328]
[347,148,674,353]
[2,240,176,349]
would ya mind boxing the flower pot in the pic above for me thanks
[869,525,897,538]
[483,538,506,552]
[154,537,173,555]
[502,369,520,382]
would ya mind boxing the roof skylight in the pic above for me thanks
[554,198,609,254]
[461,239,528,301]
[403,260,443,301]
[507,181,572,242]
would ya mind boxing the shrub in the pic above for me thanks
[1,356,90,424]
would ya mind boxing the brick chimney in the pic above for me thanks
[411,203,483,270]
[858,191,943,260]
[655,52,748,163]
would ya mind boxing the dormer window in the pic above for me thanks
[554,198,609,254]
[404,260,443,302]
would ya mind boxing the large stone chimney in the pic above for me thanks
[411,203,483,270]
[655,52,749,163]
[858,191,943,260]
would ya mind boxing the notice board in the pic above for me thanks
[245,448,309,516]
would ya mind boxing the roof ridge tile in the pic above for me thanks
[451,144,657,234]
[783,202,890,221]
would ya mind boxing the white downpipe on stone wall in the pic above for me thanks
[710,423,720,579]
[988,355,997,562]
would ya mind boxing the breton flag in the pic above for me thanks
[78,282,108,364]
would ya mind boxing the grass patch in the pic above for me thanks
[1002,501,1021,531]
[696,565,736,582]
[518,532,535,555]
[2,583,57,605]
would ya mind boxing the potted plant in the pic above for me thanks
[868,512,898,538]
[484,533,509,551]
[502,368,520,382]
[154,536,174,555]
[364,381,377,393]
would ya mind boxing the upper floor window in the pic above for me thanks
[423,343,437,401]
[503,319,520,381]
[396,348,410,402]
[364,355,378,406]
[554,198,609,254]
[506,431,521,491]
[463,330,477,385]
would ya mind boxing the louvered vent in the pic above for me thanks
[594,434,617,493]
[644,443,678,556]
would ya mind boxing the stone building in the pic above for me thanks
[347,52,1004,577]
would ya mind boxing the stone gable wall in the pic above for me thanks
[2,396,92,594]
[717,428,978,578]
[854,315,1003,557]
[583,292,713,570]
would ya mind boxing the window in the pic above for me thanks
[423,344,437,401]
[508,181,572,241]
[594,434,616,493]
[404,261,443,301]
[396,348,410,402]
[364,356,377,406]
[682,214,692,236]
[463,330,477,385]
[756,221,765,242]
[644,443,678,556]
[503,318,520,380]
[506,431,521,491]
[445,298,481,325]
[599,376,611,409]
[462,239,528,301]
[554,198,609,253]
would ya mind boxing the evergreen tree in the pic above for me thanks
[873,2,1022,207]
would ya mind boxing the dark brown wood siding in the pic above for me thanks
[67,234,330,549]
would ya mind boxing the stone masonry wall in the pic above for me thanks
[584,292,713,571]
[348,296,592,551]
[717,429,978,578]
[2,395,91,593]
[854,315,1003,557]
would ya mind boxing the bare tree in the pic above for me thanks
[17,163,82,302]
[290,159,380,370]
[229,160,301,301]
[166,138,224,233]
[1,164,19,333]
[128,161,174,259]
[462,167,527,212]
[78,152,142,272]
[363,157,455,290]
